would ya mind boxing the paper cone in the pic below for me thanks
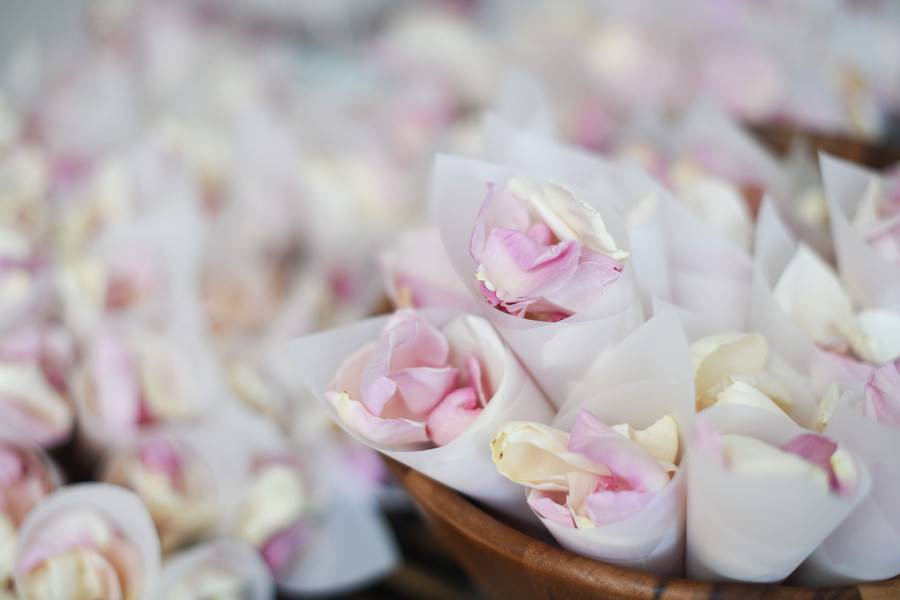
[686,405,871,583]
[290,308,554,521]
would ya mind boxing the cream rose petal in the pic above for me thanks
[611,415,679,465]
[22,549,124,600]
[238,464,306,547]
[857,309,900,363]
[0,514,14,588]
[773,245,870,354]
[508,178,629,261]
[691,333,768,398]
[490,421,607,492]
[709,380,787,415]
[720,434,830,490]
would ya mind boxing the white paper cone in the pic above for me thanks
[533,311,694,576]
[276,445,399,595]
[794,397,900,585]
[686,405,871,583]
[290,308,554,521]
[430,153,644,406]
[748,201,818,373]
[14,483,161,598]
[820,153,900,310]
[157,538,273,600]
[674,101,787,194]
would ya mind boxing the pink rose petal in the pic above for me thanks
[863,358,900,427]
[360,311,453,416]
[527,491,575,528]
[390,365,459,415]
[568,410,669,493]
[479,228,579,304]
[260,521,311,575]
[425,387,482,447]
[0,445,24,486]
[91,335,141,429]
[327,391,429,446]
[469,183,532,263]
[780,433,848,494]
[138,437,184,483]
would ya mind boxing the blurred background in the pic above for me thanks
[0,0,898,598]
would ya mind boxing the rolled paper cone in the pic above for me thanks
[686,405,872,583]
[14,483,161,598]
[174,405,288,532]
[674,101,787,194]
[290,308,554,522]
[71,327,223,461]
[98,429,219,554]
[793,397,900,585]
[748,202,818,373]
[650,297,730,342]
[820,153,900,310]
[772,140,833,260]
[529,468,685,576]
[669,270,749,332]
[537,311,694,576]
[430,153,645,406]
[276,446,399,595]
[157,538,273,600]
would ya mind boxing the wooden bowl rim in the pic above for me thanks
[387,458,900,598]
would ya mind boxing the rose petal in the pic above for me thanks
[527,491,575,528]
[477,227,580,304]
[90,335,141,428]
[691,332,768,401]
[863,358,900,427]
[510,178,629,260]
[425,387,482,447]
[260,521,310,575]
[327,391,429,447]
[491,421,606,491]
[360,311,451,415]
[389,366,459,416]
[781,433,856,495]
[541,249,624,313]
[568,410,669,493]
[469,183,532,263]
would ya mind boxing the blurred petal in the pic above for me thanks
[863,358,900,427]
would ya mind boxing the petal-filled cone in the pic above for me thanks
[531,310,695,576]
[793,395,900,585]
[157,539,273,600]
[820,154,900,310]
[431,154,643,407]
[290,309,554,522]
[14,483,161,599]
[686,405,871,584]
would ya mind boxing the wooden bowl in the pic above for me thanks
[385,132,900,599]
[387,459,900,600]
